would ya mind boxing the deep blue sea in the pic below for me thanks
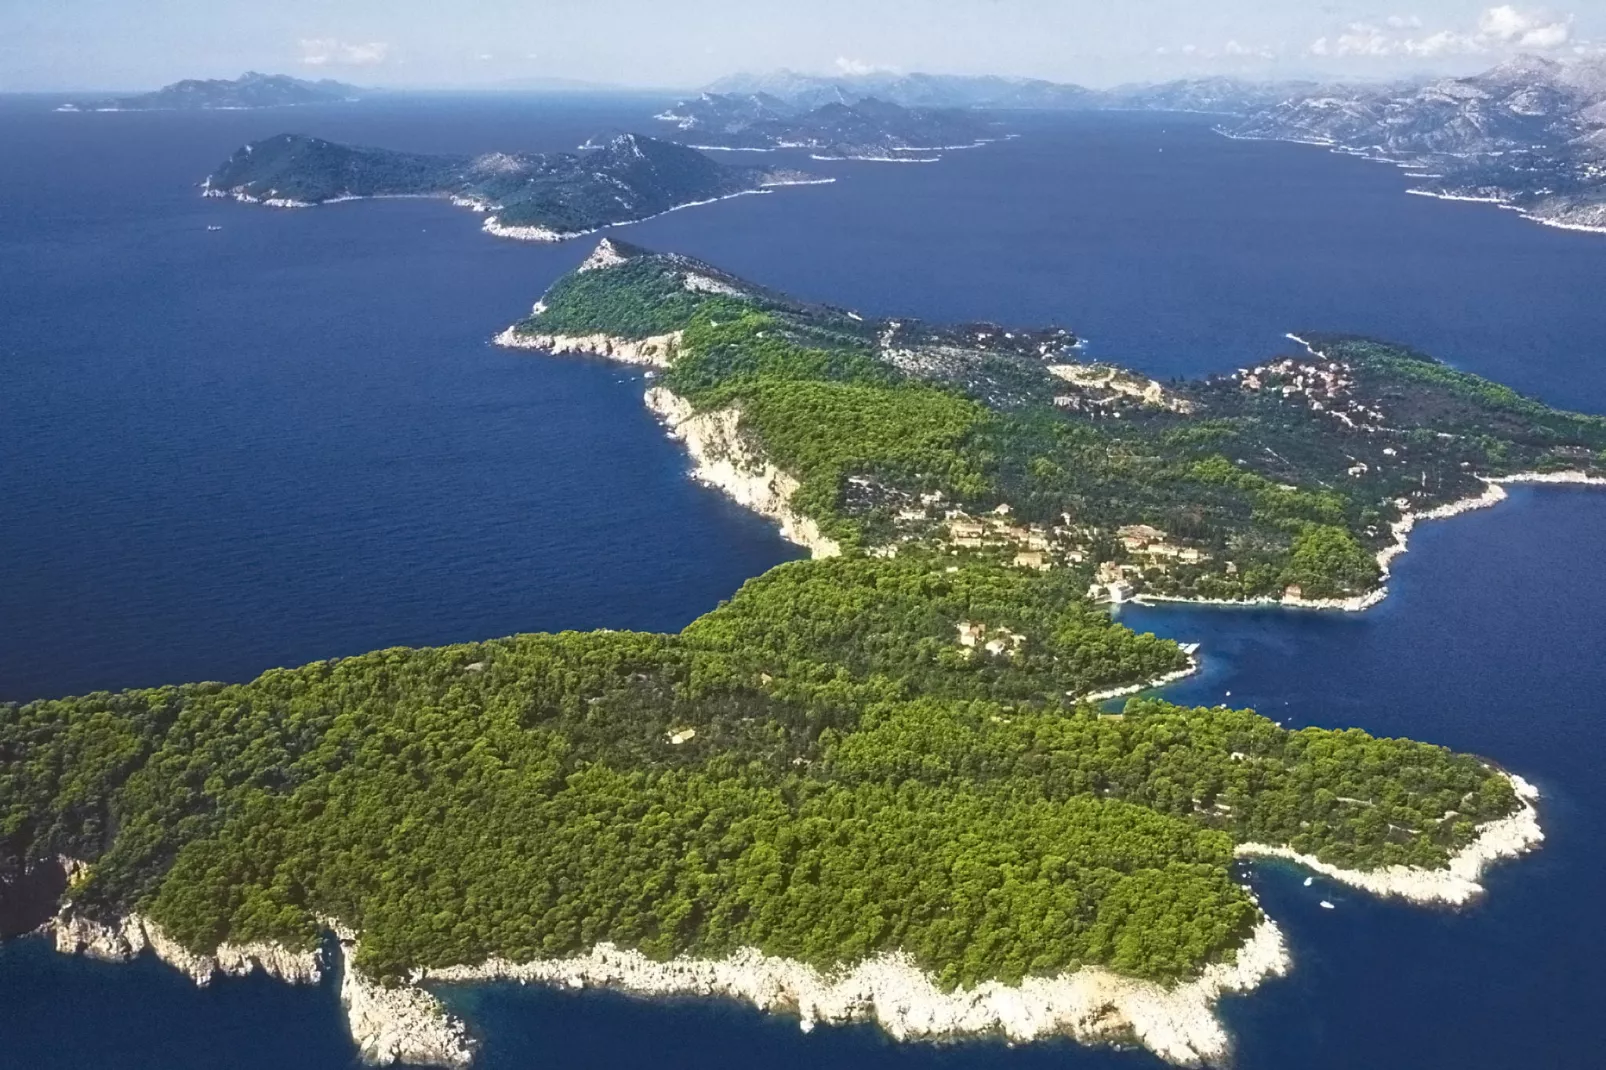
[3,93,1605,1069]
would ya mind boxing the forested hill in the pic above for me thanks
[202,133,817,237]
[0,239,1550,1002]
[514,239,1606,603]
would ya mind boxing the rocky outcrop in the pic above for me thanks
[331,926,475,1068]
[644,387,841,559]
[480,216,591,243]
[1237,773,1543,906]
[492,326,682,368]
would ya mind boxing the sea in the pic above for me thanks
[2,93,1605,1069]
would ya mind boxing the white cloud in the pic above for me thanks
[834,56,896,76]
[1478,5,1572,48]
[299,38,391,68]
[1307,6,1576,59]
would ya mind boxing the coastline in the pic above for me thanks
[1129,337,1606,617]
[1081,649,1201,703]
[644,386,842,559]
[492,317,840,558]
[1132,471,1605,616]
[42,770,1545,1070]
[1237,773,1544,906]
[1211,128,1605,237]
[206,179,835,244]
[414,917,1292,1067]
[47,904,474,1068]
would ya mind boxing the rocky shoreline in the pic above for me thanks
[412,917,1291,1066]
[644,386,842,559]
[39,761,1546,1070]
[492,324,682,368]
[45,900,474,1068]
[1237,773,1544,906]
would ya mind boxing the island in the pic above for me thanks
[3,238,1579,1067]
[656,93,999,160]
[202,132,826,240]
[59,71,363,113]
[1223,54,1606,235]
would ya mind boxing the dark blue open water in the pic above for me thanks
[2,94,1605,1068]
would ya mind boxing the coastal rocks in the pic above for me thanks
[492,326,682,368]
[480,216,590,243]
[332,928,475,1068]
[47,907,468,1067]
[419,917,1290,1066]
[644,387,842,559]
[50,909,322,985]
[1237,773,1544,906]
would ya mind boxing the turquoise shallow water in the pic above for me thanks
[2,94,1604,1068]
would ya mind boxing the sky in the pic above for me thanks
[1,0,1603,92]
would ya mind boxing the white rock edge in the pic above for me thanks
[1238,773,1544,906]
[413,916,1290,1067]
[643,386,843,559]
[48,905,474,1067]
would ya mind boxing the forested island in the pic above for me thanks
[60,72,363,113]
[1,238,1575,1065]
[655,93,998,159]
[202,132,821,240]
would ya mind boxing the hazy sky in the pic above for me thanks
[2,0,1602,92]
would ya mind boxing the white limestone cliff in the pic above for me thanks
[644,387,842,559]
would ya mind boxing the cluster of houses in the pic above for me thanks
[955,620,1028,658]
[1233,358,1388,432]
[1087,524,1221,603]
[939,503,1083,571]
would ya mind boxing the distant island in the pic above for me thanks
[4,237,1572,1067]
[1222,54,1606,234]
[58,71,363,113]
[202,132,826,240]
[655,93,999,160]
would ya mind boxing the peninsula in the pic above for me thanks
[60,71,363,113]
[2,238,1578,1066]
[202,132,823,240]
[655,93,999,159]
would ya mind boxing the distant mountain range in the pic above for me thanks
[59,72,364,112]
[703,69,1315,114]
[655,94,999,159]
[1222,55,1606,233]
[201,131,821,240]
[711,61,1605,234]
